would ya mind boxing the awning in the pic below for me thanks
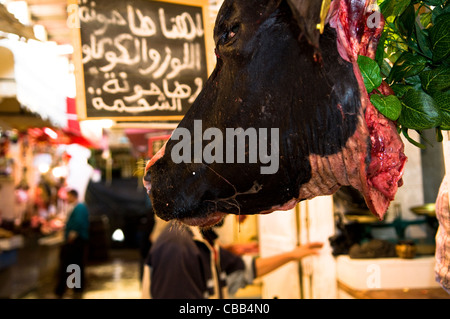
[0,4,37,40]
[27,127,98,149]
[0,97,98,148]
[0,38,70,129]
[0,96,54,131]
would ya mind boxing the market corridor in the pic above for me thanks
[21,249,143,299]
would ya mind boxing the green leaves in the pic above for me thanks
[357,53,442,130]
[434,92,450,129]
[429,13,450,62]
[422,0,446,6]
[415,23,433,59]
[388,52,428,83]
[432,2,450,23]
[380,0,411,18]
[398,89,442,130]
[420,66,450,95]
[357,55,382,93]
[370,94,402,121]
[420,66,450,129]
[357,55,403,121]
[372,0,450,148]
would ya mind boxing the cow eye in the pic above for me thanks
[222,24,239,43]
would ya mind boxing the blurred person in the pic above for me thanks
[34,176,53,219]
[54,189,90,298]
[138,196,156,283]
[141,219,323,299]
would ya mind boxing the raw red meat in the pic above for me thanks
[328,0,407,219]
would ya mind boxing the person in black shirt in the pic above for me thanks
[142,219,322,299]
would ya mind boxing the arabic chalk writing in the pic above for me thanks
[77,0,208,119]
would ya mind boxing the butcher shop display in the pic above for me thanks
[143,0,450,251]
[143,0,450,294]
[144,0,410,226]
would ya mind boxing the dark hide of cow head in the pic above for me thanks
[143,0,404,227]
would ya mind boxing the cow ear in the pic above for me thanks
[267,0,284,14]
[272,0,284,6]
[286,0,323,49]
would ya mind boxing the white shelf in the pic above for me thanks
[336,255,439,290]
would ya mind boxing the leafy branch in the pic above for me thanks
[358,0,450,148]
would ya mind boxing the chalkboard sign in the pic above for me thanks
[71,0,213,121]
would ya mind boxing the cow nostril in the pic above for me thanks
[200,190,215,202]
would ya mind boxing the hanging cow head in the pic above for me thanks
[143,0,406,227]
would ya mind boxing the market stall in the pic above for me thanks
[0,0,449,301]
[0,7,100,296]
